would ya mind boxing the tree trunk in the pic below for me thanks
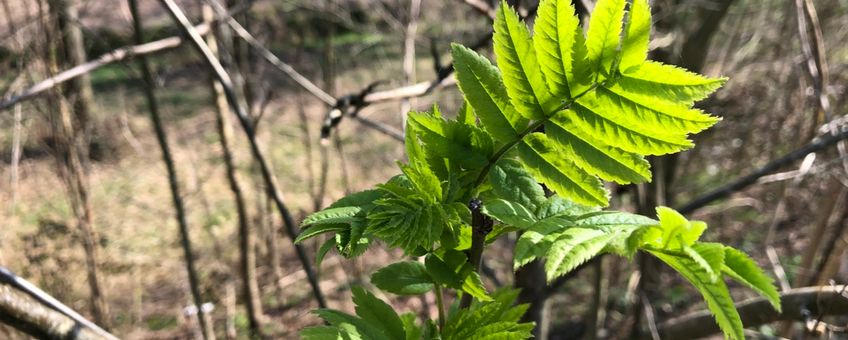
[127,1,214,339]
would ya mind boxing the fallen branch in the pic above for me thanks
[0,267,117,340]
[677,126,848,215]
[645,285,848,339]
[0,3,251,112]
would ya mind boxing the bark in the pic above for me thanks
[128,0,215,339]
[45,0,109,329]
[202,3,265,336]
[0,282,110,340]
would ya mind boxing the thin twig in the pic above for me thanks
[0,267,118,340]
[128,0,213,338]
[0,4,251,112]
[677,125,848,215]
[158,0,327,308]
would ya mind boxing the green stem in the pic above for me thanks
[470,83,600,191]
[435,284,446,330]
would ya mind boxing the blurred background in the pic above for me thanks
[0,0,847,338]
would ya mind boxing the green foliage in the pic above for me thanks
[441,289,534,340]
[303,287,428,340]
[298,0,776,338]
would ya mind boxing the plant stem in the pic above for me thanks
[435,284,446,330]
[460,199,492,308]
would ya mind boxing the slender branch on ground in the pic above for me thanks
[158,0,327,308]
[643,285,848,340]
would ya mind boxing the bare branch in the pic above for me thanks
[158,0,327,308]
[677,125,848,215]
[459,0,496,20]
[0,267,117,340]
[0,3,251,112]
[645,285,848,340]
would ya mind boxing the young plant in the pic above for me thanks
[297,0,781,338]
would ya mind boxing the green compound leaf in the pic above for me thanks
[518,133,608,206]
[371,261,434,295]
[545,117,651,184]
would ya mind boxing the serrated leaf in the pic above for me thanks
[494,1,556,120]
[546,118,651,184]
[316,237,337,268]
[457,99,476,126]
[400,313,423,340]
[597,86,719,134]
[461,271,492,302]
[328,189,386,209]
[619,0,650,72]
[303,206,363,226]
[533,0,580,97]
[568,93,694,155]
[585,0,626,77]
[650,251,745,340]
[313,309,389,340]
[301,326,342,340]
[452,44,528,143]
[371,261,434,295]
[643,206,707,249]
[682,242,725,283]
[722,247,781,312]
[544,227,615,281]
[490,159,546,211]
[481,198,537,228]
[351,287,406,340]
[535,196,599,219]
[408,111,491,170]
[399,163,442,204]
[514,216,572,268]
[518,133,608,206]
[442,289,533,340]
[571,211,657,228]
[426,253,464,288]
[296,224,349,244]
[619,61,727,104]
